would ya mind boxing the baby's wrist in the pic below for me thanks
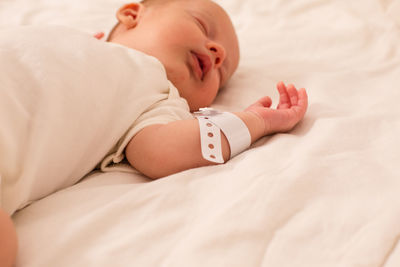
[234,111,266,142]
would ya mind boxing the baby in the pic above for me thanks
[104,0,308,177]
[0,0,307,266]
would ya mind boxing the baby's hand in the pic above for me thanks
[245,82,308,136]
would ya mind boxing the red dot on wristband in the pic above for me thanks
[208,144,214,149]
[208,132,213,137]
[210,155,216,159]
[206,123,212,127]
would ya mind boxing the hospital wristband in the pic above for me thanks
[194,108,251,163]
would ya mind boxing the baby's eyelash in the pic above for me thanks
[195,17,208,35]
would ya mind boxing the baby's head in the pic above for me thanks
[108,0,240,111]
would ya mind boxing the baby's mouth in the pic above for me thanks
[191,52,211,81]
[198,57,205,78]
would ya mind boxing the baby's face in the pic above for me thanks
[110,0,239,111]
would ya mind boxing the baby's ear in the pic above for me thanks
[116,3,145,28]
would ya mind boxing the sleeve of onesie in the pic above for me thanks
[100,81,193,173]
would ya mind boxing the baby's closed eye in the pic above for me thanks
[194,16,208,36]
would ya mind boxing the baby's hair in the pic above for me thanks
[140,0,179,6]
[107,0,179,41]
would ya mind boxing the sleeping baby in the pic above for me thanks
[0,0,307,266]
[101,0,308,177]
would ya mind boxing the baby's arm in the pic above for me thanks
[126,82,308,179]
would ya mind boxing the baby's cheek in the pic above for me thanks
[165,65,189,85]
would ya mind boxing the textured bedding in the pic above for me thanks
[1,0,400,266]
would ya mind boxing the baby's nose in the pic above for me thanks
[207,42,226,68]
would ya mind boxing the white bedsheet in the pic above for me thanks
[2,0,400,266]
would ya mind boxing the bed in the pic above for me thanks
[1,0,400,266]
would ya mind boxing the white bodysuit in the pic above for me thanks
[0,25,192,215]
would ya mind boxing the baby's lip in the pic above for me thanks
[191,51,211,81]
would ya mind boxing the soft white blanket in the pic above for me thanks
[2,0,400,266]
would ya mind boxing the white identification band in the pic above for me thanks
[197,116,224,163]
[194,108,251,163]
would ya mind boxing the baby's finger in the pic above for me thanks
[276,81,290,109]
[93,32,104,40]
[298,88,308,110]
[245,96,272,111]
[257,96,272,108]
[293,88,308,116]
[287,84,298,106]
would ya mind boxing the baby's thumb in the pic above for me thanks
[245,96,272,112]
[256,96,272,108]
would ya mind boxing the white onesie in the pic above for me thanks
[0,25,193,215]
